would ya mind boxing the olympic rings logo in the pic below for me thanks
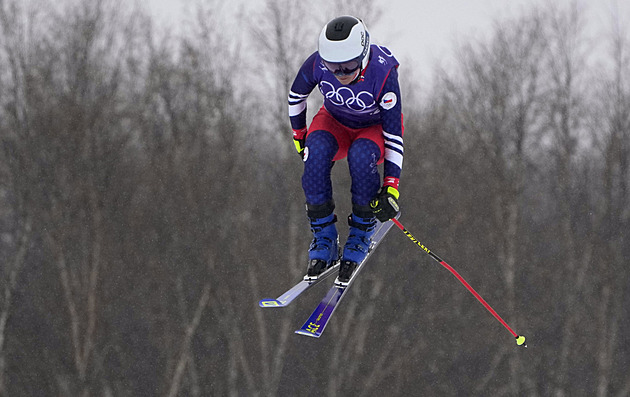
[319,81,376,112]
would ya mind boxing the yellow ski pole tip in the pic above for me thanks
[516,335,526,347]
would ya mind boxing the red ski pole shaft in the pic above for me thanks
[391,218,526,346]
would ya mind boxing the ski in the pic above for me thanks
[258,262,340,308]
[295,214,398,338]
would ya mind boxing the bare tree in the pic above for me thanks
[438,8,548,395]
[0,194,31,397]
[589,10,630,396]
[227,3,316,394]
[0,0,140,393]
[539,4,593,395]
[0,0,33,394]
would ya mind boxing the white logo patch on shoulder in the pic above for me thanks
[380,92,397,110]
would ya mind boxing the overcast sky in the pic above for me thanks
[143,0,629,83]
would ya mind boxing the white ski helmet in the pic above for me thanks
[318,16,370,75]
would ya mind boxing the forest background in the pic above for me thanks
[0,0,628,396]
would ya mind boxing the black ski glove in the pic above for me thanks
[294,137,305,159]
[370,186,400,222]
[293,127,307,159]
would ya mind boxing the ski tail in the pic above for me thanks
[258,261,340,308]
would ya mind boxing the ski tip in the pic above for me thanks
[295,329,321,338]
[258,299,285,308]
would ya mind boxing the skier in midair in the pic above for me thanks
[288,15,404,284]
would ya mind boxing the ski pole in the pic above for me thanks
[391,218,527,347]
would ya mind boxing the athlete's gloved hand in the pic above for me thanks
[370,186,400,222]
[294,138,305,158]
[293,127,307,159]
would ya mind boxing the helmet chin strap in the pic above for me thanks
[350,58,369,84]
[349,69,361,84]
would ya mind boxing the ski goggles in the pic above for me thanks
[322,57,362,76]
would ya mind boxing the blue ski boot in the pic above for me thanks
[305,202,340,281]
[338,207,377,285]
